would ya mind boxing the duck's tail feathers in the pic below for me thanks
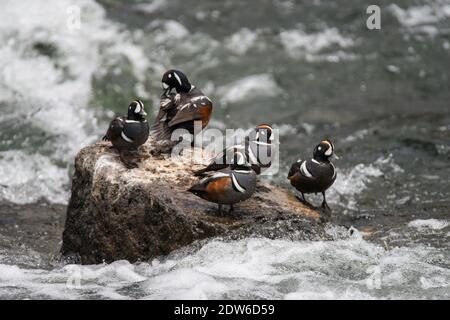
[150,121,172,141]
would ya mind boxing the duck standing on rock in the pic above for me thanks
[102,99,149,168]
[194,124,274,176]
[188,166,257,216]
[151,69,213,142]
[287,139,337,215]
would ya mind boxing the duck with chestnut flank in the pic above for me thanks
[287,139,337,213]
[151,69,213,141]
[188,166,257,216]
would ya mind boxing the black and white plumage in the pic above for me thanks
[287,139,337,213]
[193,124,274,176]
[151,69,213,141]
[188,167,257,215]
[103,99,149,167]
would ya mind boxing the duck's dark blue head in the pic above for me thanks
[247,124,274,145]
[127,99,147,121]
[313,139,335,162]
[161,69,192,94]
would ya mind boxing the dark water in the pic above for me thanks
[0,0,449,299]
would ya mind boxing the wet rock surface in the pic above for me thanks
[61,139,336,264]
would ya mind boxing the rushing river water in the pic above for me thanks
[0,0,449,299]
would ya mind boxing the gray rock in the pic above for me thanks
[61,139,335,264]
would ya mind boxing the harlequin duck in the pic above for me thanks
[193,124,274,176]
[287,139,337,213]
[102,99,149,168]
[188,167,257,215]
[151,69,213,141]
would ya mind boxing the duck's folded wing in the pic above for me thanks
[168,101,203,128]
[104,117,124,141]
[287,160,302,179]
[188,171,230,192]
[151,97,175,140]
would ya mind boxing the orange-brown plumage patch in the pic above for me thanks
[257,124,272,131]
[205,176,231,202]
[321,140,332,149]
[198,104,212,128]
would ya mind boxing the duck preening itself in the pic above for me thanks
[102,99,149,168]
[193,124,274,176]
[188,166,257,216]
[287,139,337,215]
[151,69,213,142]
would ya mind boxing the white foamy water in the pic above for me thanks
[408,219,449,231]
[389,1,450,36]
[225,28,259,55]
[216,74,282,105]
[1,236,449,299]
[328,154,403,210]
[279,27,355,62]
[0,0,151,204]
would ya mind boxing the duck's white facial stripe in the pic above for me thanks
[162,82,169,89]
[134,104,141,114]
[231,173,246,193]
[174,72,182,86]
[121,131,134,143]
[322,140,333,156]
[300,161,313,178]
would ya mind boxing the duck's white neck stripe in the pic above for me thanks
[125,120,147,123]
[231,173,246,193]
[331,162,336,179]
[300,161,313,178]
[121,131,134,143]
[247,147,258,164]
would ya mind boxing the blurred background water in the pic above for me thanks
[0,0,449,299]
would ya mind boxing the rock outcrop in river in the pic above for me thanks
[61,139,335,264]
